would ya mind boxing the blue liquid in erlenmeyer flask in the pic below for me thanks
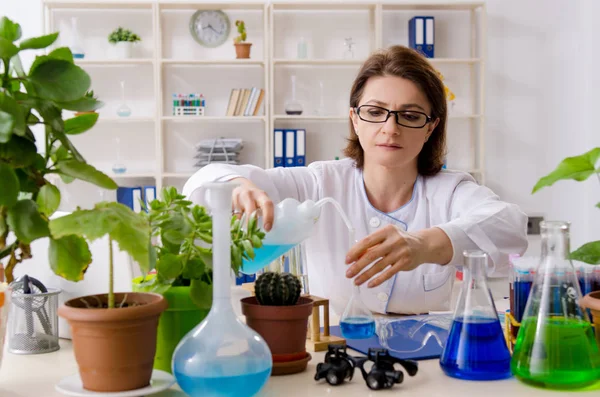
[174,367,271,397]
[340,317,376,339]
[241,244,294,275]
[513,280,532,322]
[440,317,511,380]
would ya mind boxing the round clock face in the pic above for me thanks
[189,10,231,48]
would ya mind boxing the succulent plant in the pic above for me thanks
[254,272,302,306]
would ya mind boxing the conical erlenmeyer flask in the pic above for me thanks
[340,285,376,339]
[511,221,600,389]
[172,181,272,397]
[440,250,511,380]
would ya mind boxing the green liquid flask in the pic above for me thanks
[511,221,600,389]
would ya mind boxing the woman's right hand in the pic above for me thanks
[231,178,275,232]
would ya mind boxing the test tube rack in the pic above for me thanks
[173,106,205,116]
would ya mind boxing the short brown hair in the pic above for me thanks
[344,45,447,176]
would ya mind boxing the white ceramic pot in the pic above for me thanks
[113,41,133,59]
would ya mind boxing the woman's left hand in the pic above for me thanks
[344,225,428,288]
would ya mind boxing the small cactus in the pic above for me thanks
[255,272,302,306]
[234,20,247,43]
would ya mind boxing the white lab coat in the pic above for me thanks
[183,158,528,316]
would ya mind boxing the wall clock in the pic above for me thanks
[189,10,231,48]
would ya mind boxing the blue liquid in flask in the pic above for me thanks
[241,244,295,274]
[440,317,512,380]
[174,365,271,397]
[340,317,376,339]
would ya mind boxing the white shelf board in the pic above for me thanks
[44,0,152,9]
[273,59,365,66]
[76,59,154,66]
[162,116,266,122]
[381,1,484,11]
[159,2,265,10]
[428,58,482,64]
[271,1,376,10]
[163,172,195,178]
[110,172,156,178]
[162,59,265,66]
[97,117,155,123]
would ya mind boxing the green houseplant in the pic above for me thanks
[233,20,251,59]
[241,271,313,375]
[0,16,165,392]
[108,27,141,59]
[133,186,266,372]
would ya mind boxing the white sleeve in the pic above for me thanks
[435,179,529,277]
[182,163,323,206]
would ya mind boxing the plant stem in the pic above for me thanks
[108,237,114,309]
[0,241,17,261]
[2,59,9,89]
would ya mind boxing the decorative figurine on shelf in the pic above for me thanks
[343,37,355,59]
[233,20,252,59]
[108,27,141,59]
[116,81,131,117]
[74,90,103,116]
[172,93,205,116]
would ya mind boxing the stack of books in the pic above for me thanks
[194,138,244,168]
[226,88,264,116]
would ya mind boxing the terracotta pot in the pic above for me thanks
[581,291,600,346]
[234,42,252,59]
[241,296,313,356]
[74,111,97,117]
[59,292,168,392]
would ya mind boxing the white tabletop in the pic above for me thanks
[0,297,591,396]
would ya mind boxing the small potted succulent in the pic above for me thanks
[241,272,313,375]
[108,27,141,59]
[74,90,104,116]
[233,20,251,59]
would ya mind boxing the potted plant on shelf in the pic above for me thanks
[133,186,265,373]
[108,27,141,59]
[532,148,600,343]
[0,16,165,391]
[241,271,314,375]
[233,20,251,59]
[74,90,104,116]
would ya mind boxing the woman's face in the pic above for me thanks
[350,75,439,170]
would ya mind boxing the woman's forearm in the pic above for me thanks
[414,227,453,266]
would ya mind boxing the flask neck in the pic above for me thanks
[541,223,571,261]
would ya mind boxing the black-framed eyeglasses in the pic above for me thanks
[355,105,433,129]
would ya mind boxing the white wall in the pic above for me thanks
[2,0,598,267]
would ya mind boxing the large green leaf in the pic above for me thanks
[64,113,98,135]
[57,160,117,190]
[49,202,151,273]
[48,47,74,62]
[0,110,14,143]
[19,33,58,50]
[532,148,600,193]
[0,17,21,42]
[51,128,84,162]
[0,212,6,238]
[156,253,183,280]
[182,257,206,280]
[0,92,26,138]
[0,37,18,60]
[6,200,50,244]
[190,279,212,309]
[571,241,600,265]
[37,183,61,216]
[15,169,37,193]
[0,136,37,168]
[160,212,192,245]
[55,97,104,112]
[49,235,92,281]
[28,59,90,102]
[0,163,19,207]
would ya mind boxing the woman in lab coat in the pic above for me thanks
[183,45,528,315]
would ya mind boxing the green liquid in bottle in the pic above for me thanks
[511,316,600,389]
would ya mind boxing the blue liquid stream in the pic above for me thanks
[440,317,512,381]
[340,317,376,339]
[241,244,295,275]
[175,368,271,397]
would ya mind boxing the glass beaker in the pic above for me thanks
[511,221,600,389]
[284,75,303,115]
[111,137,127,174]
[69,17,85,59]
[172,181,272,397]
[340,284,375,339]
[116,81,132,117]
[439,250,512,380]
